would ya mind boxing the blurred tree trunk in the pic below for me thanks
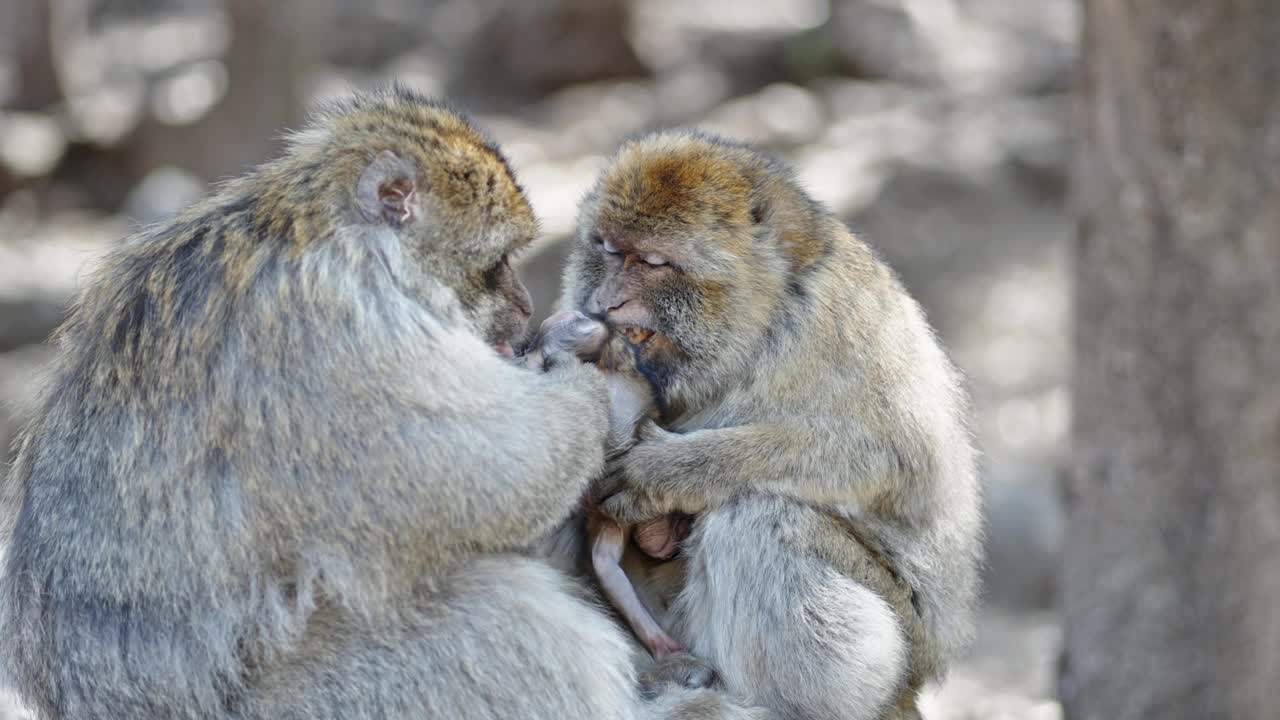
[1,0,59,110]
[132,0,327,183]
[1062,3,1280,719]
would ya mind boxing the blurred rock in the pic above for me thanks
[528,81,658,157]
[800,81,1070,212]
[827,0,1077,94]
[631,0,837,92]
[326,1,434,70]
[827,0,939,84]
[451,0,648,105]
[702,83,826,148]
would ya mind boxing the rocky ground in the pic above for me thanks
[0,2,1076,717]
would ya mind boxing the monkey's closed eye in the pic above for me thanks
[597,235,621,255]
[642,254,667,267]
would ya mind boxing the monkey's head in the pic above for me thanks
[292,87,539,355]
[563,131,825,410]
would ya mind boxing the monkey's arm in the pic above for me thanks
[302,320,611,565]
[417,351,611,555]
[598,418,914,524]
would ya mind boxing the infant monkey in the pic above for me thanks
[525,311,690,658]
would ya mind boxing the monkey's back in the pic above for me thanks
[0,194,455,718]
[670,217,982,677]
[0,214,274,718]
[811,227,980,671]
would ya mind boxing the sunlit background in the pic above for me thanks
[0,2,1077,718]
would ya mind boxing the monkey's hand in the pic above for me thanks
[603,417,904,520]
[597,420,696,524]
[524,311,608,371]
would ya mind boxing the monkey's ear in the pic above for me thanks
[357,150,419,227]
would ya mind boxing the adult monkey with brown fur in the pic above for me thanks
[0,90,761,720]
[560,131,982,719]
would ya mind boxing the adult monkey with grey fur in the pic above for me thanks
[561,131,982,719]
[0,90,760,720]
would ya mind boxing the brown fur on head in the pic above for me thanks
[561,131,830,408]
[257,85,539,351]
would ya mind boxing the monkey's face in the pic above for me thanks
[401,202,536,356]
[410,150,539,357]
[452,249,536,358]
[347,106,540,356]
[565,136,787,403]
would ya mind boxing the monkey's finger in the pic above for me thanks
[600,490,660,525]
[590,465,625,504]
[543,350,586,372]
[597,492,631,522]
[634,417,672,444]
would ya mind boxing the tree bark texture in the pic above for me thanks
[1063,3,1280,719]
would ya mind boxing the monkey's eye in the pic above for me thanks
[642,254,668,267]
[481,254,510,288]
[601,238,621,255]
